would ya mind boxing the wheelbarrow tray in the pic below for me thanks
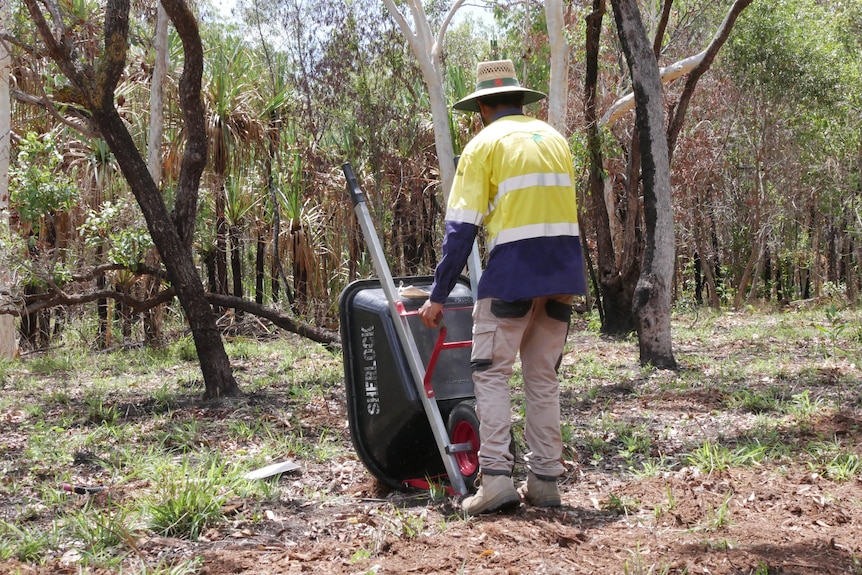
[339,275,474,490]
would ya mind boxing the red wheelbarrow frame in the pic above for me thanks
[397,302,479,495]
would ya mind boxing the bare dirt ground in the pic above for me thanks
[1,311,861,575]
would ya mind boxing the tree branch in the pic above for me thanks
[666,0,752,160]
[602,0,752,140]
[159,0,207,248]
[4,285,175,316]
[69,262,168,283]
[653,0,673,58]
[99,0,130,109]
[2,287,339,346]
[204,293,339,346]
[20,0,95,107]
[11,88,101,138]
[600,49,706,127]
[433,0,467,62]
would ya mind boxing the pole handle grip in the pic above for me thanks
[342,162,364,207]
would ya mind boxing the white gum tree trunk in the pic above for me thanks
[380,0,465,202]
[0,0,19,359]
[545,0,569,134]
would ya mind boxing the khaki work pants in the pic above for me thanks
[470,295,573,479]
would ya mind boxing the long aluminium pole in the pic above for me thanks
[343,163,468,496]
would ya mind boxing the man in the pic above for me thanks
[418,59,587,515]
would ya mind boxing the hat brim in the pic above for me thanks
[452,86,547,112]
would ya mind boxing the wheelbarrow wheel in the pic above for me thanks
[447,400,481,492]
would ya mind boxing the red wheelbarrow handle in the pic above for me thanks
[423,326,471,398]
[396,302,473,399]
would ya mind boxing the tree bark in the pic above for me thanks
[694,193,721,309]
[230,223,243,303]
[22,0,239,397]
[610,0,677,369]
[585,0,639,334]
[545,0,568,133]
[142,3,170,345]
[161,0,207,250]
[0,0,17,358]
[255,231,265,305]
[147,4,169,185]
[205,293,338,346]
[596,0,750,338]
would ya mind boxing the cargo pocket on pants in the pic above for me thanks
[471,323,496,372]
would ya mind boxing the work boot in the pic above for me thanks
[518,472,561,507]
[462,474,520,515]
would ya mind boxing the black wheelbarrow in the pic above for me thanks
[339,163,481,496]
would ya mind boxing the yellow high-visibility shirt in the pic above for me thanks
[430,113,586,303]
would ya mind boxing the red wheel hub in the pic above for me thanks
[451,421,479,476]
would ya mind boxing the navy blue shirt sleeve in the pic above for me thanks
[429,220,479,303]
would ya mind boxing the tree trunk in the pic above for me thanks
[734,227,764,308]
[586,0,634,334]
[96,244,110,348]
[229,223,243,306]
[381,0,463,201]
[255,230,265,305]
[147,4,169,185]
[142,3,170,345]
[610,0,676,369]
[809,202,821,297]
[215,182,229,296]
[586,0,641,335]
[545,0,568,133]
[693,211,721,309]
[0,0,17,358]
[264,112,294,307]
[853,133,862,303]
[845,210,858,303]
[95,103,238,397]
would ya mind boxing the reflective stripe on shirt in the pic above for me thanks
[490,222,581,251]
[496,172,572,197]
[445,206,484,226]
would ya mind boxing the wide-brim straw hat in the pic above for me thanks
[452,59,547,112]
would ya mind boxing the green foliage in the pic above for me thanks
[723,0,853,109]
[79,199,154,269]
[0,520,58,562]
[138,557,204,575]
[83,393,121,425]
[384,505,427,539]
[702,492,734,531]
[9,132,78,229]
[725,387,784,414]
[602,492,640,516]
[815,304,850,358]
[172,336,199,362]
[685,441,766,473]
[0,308,860,570]
[64,506,136,568]
[146,457,233,540]
[805,439,862,481]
